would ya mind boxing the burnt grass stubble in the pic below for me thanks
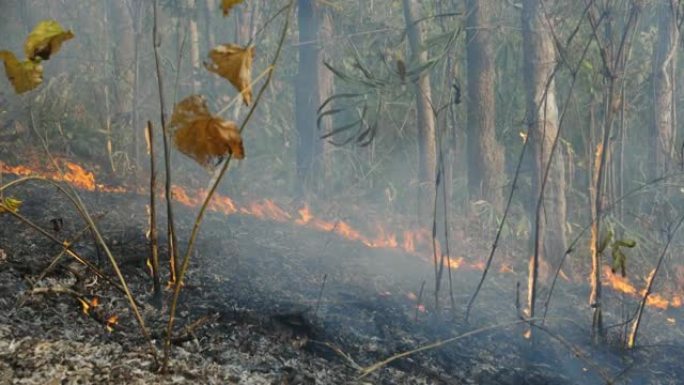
[0,182,683,384]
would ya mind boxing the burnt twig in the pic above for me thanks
[147,121,162,308]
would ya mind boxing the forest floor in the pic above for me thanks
[1,180,683,384]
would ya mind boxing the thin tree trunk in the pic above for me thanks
[318,9,334,188]
[521,0,566,327]
[295,0,324,193]
[186,0,202,93]
[465,0,504,212]
[111,0,135,172]
[651,0,679,175]
[402,0,437,221]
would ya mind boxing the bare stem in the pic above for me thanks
[161,0,295,371]
[147,121,162,308]
[153,0,179,284]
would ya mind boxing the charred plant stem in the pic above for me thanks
[628,214,684,348]
[153,0,179,284]
[431,158,441,309]
[440,148,455,312]
[147,121,162,308]
[162,1,295,371]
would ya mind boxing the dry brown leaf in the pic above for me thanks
[0,50,43,94]
[24,20,75,61]
[169,95,244,168]
[221,0,245,16]
[204,44,254,105]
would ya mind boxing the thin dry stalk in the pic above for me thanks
[147,121,162,308]
[161,1,295,371]
[153,0,179,284]
[359,319,534,378]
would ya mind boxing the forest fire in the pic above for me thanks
[602,267,679,310]
[2,159,683,311]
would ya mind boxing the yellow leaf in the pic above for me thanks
[204,44,254,105]
[0,197,22,213]
[221,0,244,16]
[24,20,75,61]
[0,51,43,94]
[169,95,245,168]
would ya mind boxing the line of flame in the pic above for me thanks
[2,159,682,310]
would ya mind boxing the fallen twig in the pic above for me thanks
[359,319,534,378]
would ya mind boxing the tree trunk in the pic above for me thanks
[111,0,135,170]
[521,0,567,322]
[318,9,334,188]
[402,0,437,221]
[465,0,504,212]
[295,0,324,193]
[651,0,679,175]
[186,0,202,93]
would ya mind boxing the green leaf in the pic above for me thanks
[598,230,613,254]
[611,248,626,277]
[615,239,636,248]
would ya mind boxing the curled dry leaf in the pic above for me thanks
[169,95,245,168]
[204,44,254,105]
[24,20,75,61]
[221,0,245,16]
[0,51,43,94]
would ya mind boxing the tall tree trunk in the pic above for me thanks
[111,0,135,171]
[186,0,202,93]
[465,0,504,212]
[521,0,567,323]
[651,0,679,176]
[318,9,334,188]
[402,0,437,221]
[295,0,324,193]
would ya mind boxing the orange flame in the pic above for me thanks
[602,267,677,310]
[4,159,683,312]
[105,314,118,332]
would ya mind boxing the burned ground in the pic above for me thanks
[0,181,683,384]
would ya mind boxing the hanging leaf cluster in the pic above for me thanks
[0,20,74,94]
[169,4,255,168]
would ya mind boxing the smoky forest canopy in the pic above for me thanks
[2,0,684,383]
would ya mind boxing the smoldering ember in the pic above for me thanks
[1,1,684,385]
